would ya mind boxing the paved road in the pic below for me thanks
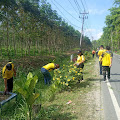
[101,53,120,120]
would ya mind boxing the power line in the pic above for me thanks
[67,0,79,16]
[83,21,93,36]
[53,0,81,23]
[83,0,89,12]
[51,0,93,40]
[51,0,81,29]
[80,0,86,12]
[74,0,82,13]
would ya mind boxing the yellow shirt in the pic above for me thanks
[98,49,106,61]
[2,62,14,79]
[43,63,55,72]
[102,51,113,66]
[76,55,85,63]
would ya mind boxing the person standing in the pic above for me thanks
[2,61,16,94]
[96,48,99,58]
[74,50,85,83]
[92,50,96,58]
[101,46,113,81]
[98,45,105,75]
[41,63,60,84]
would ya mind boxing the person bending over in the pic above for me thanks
[41,63,60,84]
[2,61,16,94]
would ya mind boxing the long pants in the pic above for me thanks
[92,54,95,58]
[102,66,110,80]
[41,68,51,84]
[99,61,102,75]
[7,77,13,92]
[77,63,84,80]
[96,52,98,58]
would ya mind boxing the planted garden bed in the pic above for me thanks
[0,92,10,102]
[0,91,17,109]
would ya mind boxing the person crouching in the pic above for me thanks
[74,50,85,83]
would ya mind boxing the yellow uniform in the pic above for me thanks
[2,62,14,79]
[102,51,113,66]
[76,55,85,63]
[76,55,85,81]
[98,49,106,61]
[43,63,55,72]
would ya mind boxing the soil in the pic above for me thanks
[85,58,104,120]
[0,55,56,78]
[0,93,10,102]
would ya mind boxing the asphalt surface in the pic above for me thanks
[101,53,120,120]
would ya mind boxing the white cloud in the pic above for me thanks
[88,9,107,15]
[84,28,103,40]
[85,28,96,32]
[96,32,103,39]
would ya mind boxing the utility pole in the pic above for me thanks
[79,11,89,48]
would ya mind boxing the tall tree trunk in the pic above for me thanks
[6,16,9,58]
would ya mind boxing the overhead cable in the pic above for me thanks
[53,0,81,23]
[51,0,81,29]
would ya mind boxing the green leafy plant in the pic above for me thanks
[52,62,82,90]
[16,72,39,120]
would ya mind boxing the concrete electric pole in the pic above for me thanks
[79,11,89,48]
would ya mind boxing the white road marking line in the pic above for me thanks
[106,78,120,120]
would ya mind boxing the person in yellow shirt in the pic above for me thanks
[101,46,113,81]
[2,61,16,94]
[41,63,60,84]
[98,45,105,75]
[74,50,85,83]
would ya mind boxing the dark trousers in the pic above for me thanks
[92,54,94,58]
[99,61,102,75]
[41,68,51,84]
[77,63,84,80]
[7,77,13,92]
[102,66,110,80]
[96,52,98,57]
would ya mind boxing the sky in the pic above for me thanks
[48,0,115,41]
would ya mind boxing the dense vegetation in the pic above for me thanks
[0,0,92,60]
[0,51,93,119]
[0,0,93,119]
[92,0,120,51]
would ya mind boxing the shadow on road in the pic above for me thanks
[111,73,120,75]
[109,79,120,82]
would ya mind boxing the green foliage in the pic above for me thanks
[0,0,92,59]
[16,72,39,120]
[84,51,92,61]
[0,50,93,119]
[96,0,120,51]
[48,61,83,101]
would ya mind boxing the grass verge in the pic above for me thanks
[0,51,101,120]
[34,58,101,120]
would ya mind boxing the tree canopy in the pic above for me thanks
[94,0,120,51]
[0,0,92,58]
